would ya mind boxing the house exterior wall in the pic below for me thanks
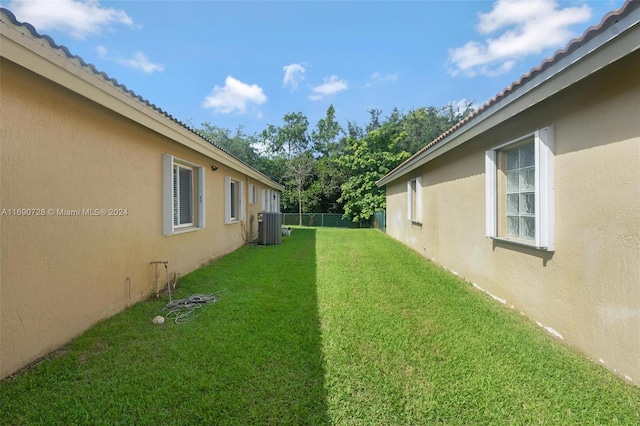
[0,58,278,378]
[385,51,640,383]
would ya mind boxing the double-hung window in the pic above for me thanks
[225,177,244,224]
[485,126,555,250]
[163,155,205,235]
[174,164,194,226]
[407,177,422,224]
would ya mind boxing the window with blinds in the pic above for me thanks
[163,155,205,235]
[173,164,194,227]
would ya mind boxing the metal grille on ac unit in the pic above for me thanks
[258,212,282,245]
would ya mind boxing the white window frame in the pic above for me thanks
[249,183,259,205]
[262,189,280,212]
[225,176,244,224]
[174,163,194,228]
[163,154,205,236]
[262,188,272,212]
[407,176,423,224]
[273,191,280,212]
[485,126,555,251]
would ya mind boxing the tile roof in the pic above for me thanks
[380,0,640,183]
[0,7,281,187]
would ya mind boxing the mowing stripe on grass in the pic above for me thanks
[315,228,640,425]
[0,228,638,425]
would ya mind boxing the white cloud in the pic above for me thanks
[308,75,348,100]
[448,0,592,77]
[202,76,267,114]
[7,0,135,39]
[97,46,164,74]
[365,72,398,87]
[282,63,306,90]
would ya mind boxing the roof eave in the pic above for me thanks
[0,8,284,192]
[376,0,640,187]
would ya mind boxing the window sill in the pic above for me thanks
[490,236,554,252]
[166,226,201,236]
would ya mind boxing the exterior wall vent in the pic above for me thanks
[258,212,282,245]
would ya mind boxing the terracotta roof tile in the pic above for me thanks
[385,0,640,179]
[0,7,248,166]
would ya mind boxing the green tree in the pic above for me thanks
[346,120,364,139]
[307,105,347,212]
[199,123,262,170]
[284,152,315,225]
[308,155,347,213]
[365,108,383,133]
[400,102,475,153]
[255,154,287,185]
[311,104,343,157]
[337,103,475,223]
[338,121,411,222]
[259,112,314,215]
[259,112,310,159]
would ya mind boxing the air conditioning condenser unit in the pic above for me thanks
[258,212,282,245]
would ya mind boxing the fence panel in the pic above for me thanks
[282,213,371,228]
[373,210,386,233]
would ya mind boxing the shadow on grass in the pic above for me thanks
[0,228,328,425]
[191,227,329,424]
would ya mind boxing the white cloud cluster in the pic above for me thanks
[7,0,135,39]
[366,72,398,87]
[97,46,164,74]
[448,0,592,77]
[308,75,349,101]
[281,63,350,100]
[202,76,267,115]
[282,63,306,90]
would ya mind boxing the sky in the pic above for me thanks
[1,0,626,137]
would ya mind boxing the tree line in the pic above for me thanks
[198,103,474,224]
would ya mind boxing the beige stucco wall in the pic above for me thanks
[385,51,640,383]
[0,59,277,379]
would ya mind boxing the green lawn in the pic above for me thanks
[1,228,638,424]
